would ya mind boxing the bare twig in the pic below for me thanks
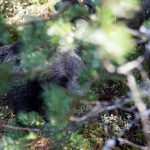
[118,138,147,150]
[0,124,40,133]
[70,98,130,122]
[137,65,150,82]
[117,56,144,74]
[103,137,147,150]
[103,55,145,75]
[127,73,150,148]
[103,139,116,150]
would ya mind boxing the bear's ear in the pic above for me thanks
[9,40,23,54]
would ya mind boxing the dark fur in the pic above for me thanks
[7,80,44,115]
[0,41,83,120]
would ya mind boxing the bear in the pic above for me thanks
[0,40,83,122]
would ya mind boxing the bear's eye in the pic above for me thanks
[60,76,68,82]
[57,76,69,88]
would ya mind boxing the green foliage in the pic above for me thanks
[0,0,142,149]
[43,85,73,125]
[47,19,74,51]
[66,132,90,149]
[17,112,43,126]
[63,4,89,21]
[0,136,25,150]
[0,16,10,44]
[22,51,46,70]
[0,64,11,94]
[79,48,100,85]
[144,19,150,28]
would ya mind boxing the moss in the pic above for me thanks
[64,132,91,150]
[80,123,105,149]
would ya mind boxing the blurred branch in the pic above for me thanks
[70,98,131,122]
[117,56,144,74]
[103,138,147,150]
[104,55,145,75]
[127,73,150,148]
[0,123,40,133]
[118,138,147,150]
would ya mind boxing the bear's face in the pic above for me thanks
[41,51,83,91]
